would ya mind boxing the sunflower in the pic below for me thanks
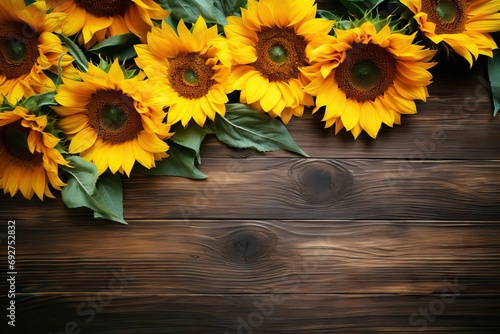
[43,0,170,48]
[53,60,173,176]
[223,0,333,124]
[0,0,76,103]
[135,16,232,127]
[0,106,69,200]
[302,21,436,139]
[401,0,500,66]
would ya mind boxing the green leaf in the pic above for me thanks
[317,9,339,21]
[55,53,65,86]
[170,123,206,159]
[91,173,125,223]
[340,0,384,18]
[134,144,207,179]
[157,0,225,24]
[1,96,17,112]
[89,33,138,51]
[335,20,356,30]
[89,33,140,61]
[488,49,500,116]
[61,156,127,224]
[215,0,246,19]
[209,103,308,157]
[213,1,228,25]
[21,91,56,112]
[56,33,88,72]
[164,15,179,31]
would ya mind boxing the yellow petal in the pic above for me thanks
[260,82,281,111]
[245,73,269,104]
[69,127,98,153]
[359,101,382,139]
[108,143,124,174]
[121,141,136,176]
[340,98,360,131]
[108,60,125,81]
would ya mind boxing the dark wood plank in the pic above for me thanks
[6,220,500,295]
[3,158,500,220]
[4,294,499,333]
[124,158,500,220]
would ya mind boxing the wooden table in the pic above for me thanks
[2,7,500,334]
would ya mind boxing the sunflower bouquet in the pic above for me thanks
[1,0,499,223]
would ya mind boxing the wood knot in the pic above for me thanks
[219,226,277,263]
[288,160,353,206]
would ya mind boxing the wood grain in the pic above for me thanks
[7,295,500,333]
[3,158,500,221]
[6,220,500,295]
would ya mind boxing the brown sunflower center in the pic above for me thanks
[252,27,307,82]
[87,90,143,143]
[422,0,467,34]
[168,52,215,99]
[335,43,396,102]
[0,120,43,166]
[75,0,132,17]
[0,22,39,80]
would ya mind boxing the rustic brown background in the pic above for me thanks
[2,1,500,333]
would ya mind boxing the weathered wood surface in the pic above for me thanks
[4,158,500,221]
[10,295,500,333]
[8,220,500,295]
[2,3,500,333]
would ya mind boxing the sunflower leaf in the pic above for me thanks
[317,9,351,31]
[488,49,500,116]
[156,0,223,24]
[209,103,308,157]
[21,91,57,112]
[164,15,179,32]
[317,9,340,21]
[213,0,247,23]
[89,33,140,61]
[55,53,64,86]
[91,173,126,224]
[217,0,246,17]
[61,156,127,224]
[213,1,228,25]
[134,144,207,179]
[340,0,384,18]
[89,33,138,51]
[0,97,16,112]
[170,123,206,158]
[56,33,88,72]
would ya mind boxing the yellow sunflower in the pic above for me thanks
[302,21,436,139]
[223,0,333,124]
[53,60,173,176]
[0,106,69,200]
[135,16,232,127]
[0,0,76,103]
[43,0,170,48]
[401,0,500,66]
